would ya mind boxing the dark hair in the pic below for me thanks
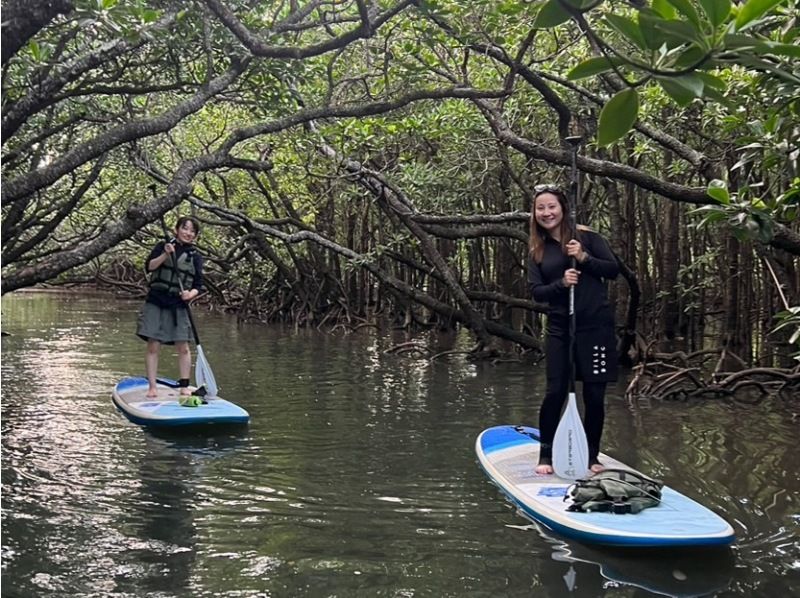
[175,216,200,235]
[529,185,573,263]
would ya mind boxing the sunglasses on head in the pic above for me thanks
[533,184,563,196]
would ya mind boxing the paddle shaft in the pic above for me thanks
[566,136,581,395]
[551,135,590,480]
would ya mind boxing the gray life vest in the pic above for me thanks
[566,468,664,514]
[149,249,195,295]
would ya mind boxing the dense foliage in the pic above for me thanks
[2,0,798,366]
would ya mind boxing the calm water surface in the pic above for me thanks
[1,292,798,597]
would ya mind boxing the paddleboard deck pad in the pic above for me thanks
[476,425,735,547]
[112,376,249,426]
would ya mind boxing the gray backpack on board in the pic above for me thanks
[566,469,664,514]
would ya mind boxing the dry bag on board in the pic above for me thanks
[566,468,664,514]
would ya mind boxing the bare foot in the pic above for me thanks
[146,388,158,398]
[179,389,193,397]
[535,463,554,475]
[590,462,605,474]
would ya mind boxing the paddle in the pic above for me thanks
[552,136,590,480]
[159,215,219,398]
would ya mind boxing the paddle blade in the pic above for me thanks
[552,392,589,480]
[195,345,218,398]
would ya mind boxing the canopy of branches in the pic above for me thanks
[2,0,798,358]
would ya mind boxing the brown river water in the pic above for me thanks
[1,292,798,597]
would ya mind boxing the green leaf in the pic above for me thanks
[652,0,677,19]
[638,9,670,50]
[698,0,731,28]
[722,33,760,50]
[597,88,639,147]
[694,72,729,103]
[690,205,727,229]
[657,74,704,106]
[605,14,648,51]
[29,40,41,62]
[707,180,730,204]
[673,45,710,69]
[566,56,623,80]
[658,79,693,105]
[498,0,524,16]
[671,73,705,96]
[639,10,703,49]
[735,0,786,30]
[651,18,704,46]
[752,41,800,58]
[534,0,572,28]
[735,55,800,86]
[695,71,726,90]
[666,0,702,28]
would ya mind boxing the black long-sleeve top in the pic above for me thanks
[527,229,619,333]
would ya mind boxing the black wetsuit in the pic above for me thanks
[527,229,619,463]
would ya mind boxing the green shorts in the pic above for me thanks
[136,301,192,345]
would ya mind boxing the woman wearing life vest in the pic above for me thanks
[527,185,619,475]
[136,216,204,398]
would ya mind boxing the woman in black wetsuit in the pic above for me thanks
[527,185,619,475]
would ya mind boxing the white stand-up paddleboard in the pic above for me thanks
[476,425,735,548]
[112,376,249,427]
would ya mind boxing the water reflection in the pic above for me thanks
[114,427,253,595]
[2,293,799,597]
[518,522,736,596]
[123,444,197,595]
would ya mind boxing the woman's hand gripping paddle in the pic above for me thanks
[159,215,219,398]
[553,137,589,480]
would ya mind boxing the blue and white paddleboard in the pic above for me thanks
[112,376,249,427]
[476,425,735,548]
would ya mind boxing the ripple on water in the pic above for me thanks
[1,293,798,597]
